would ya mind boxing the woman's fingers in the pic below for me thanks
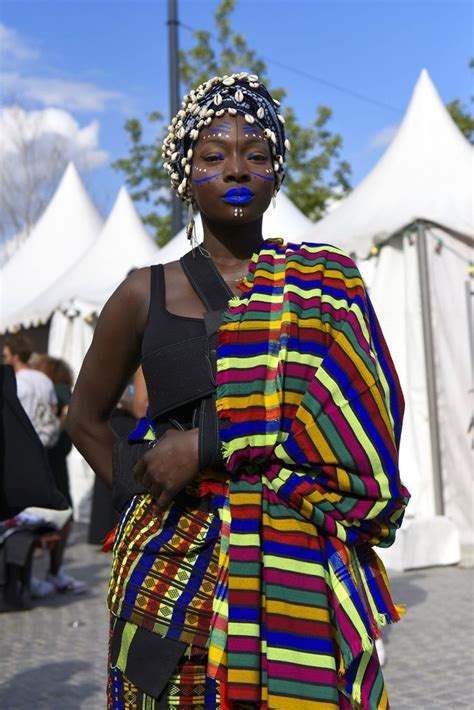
[156,488,173,514]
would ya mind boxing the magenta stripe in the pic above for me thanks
[267,662,337,685]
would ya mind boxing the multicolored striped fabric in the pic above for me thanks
[209,240,410,709]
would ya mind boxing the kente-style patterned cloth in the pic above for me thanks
[206,240,410,709]
[109,642,220,708]
[108,490,223,649]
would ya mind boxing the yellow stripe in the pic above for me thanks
[266,647,335,669]
[266,599,331,622]
[269,697,339,709]
[263,555,325,576]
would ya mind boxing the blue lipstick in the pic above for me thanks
[222,187,255,204]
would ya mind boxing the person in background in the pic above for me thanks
[33,355,74,508]
[2,337,86,596]
[2,335,59,449]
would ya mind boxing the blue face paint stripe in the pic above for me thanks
[250,171,274,182]
[192,171,224,184]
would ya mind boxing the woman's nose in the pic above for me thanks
[223,154,250,183]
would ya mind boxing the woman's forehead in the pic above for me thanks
[196,114,266,143]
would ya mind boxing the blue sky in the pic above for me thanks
[1,0,472,224]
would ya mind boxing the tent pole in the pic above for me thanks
[416,221,444,515]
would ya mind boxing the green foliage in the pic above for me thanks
[113,0,352,243]
[446,59,474,144]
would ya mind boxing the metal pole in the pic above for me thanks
[465,280,474,392]
[416,221,444,514]
[167,0,183,235]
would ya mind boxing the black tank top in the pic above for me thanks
[141,264,215,422]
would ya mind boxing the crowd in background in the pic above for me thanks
[0,333,144,607]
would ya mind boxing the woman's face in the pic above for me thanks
[190,113,275,224]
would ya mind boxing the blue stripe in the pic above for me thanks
[266,631,334,653]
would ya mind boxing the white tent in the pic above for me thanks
[304,70,473,568]
[304,69,473,258]
[157,190,312,263]
[16,186,160,336]
[0,163,103,332]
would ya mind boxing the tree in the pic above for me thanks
[0,104,69,244]
[446,58,474,144]
[113,0,352,244]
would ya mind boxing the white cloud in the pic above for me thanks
[0,24,39,64]
[0,105,109,170]
[369,124,399,150]
[1,72,129,112]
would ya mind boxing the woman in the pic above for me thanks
[33,354,88,594]
[68,73,409,709]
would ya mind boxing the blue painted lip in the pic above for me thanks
[222,187,254,204]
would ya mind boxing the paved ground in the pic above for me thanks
[1,523,473,709]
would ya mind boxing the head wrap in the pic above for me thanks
[162,72,290,204]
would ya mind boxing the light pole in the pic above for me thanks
[167,0,183,235]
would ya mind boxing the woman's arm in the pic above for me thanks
[66,269,150,487]
[131,365,148,419]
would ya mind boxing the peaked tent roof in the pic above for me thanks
[157,190,312,263]
[0,162,103,332]
[302,69,474,257]
[7,186,161,327]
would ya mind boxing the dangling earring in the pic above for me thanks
[272,193,277,209]
[186,202,198,255]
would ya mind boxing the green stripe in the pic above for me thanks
[116,621,138,673]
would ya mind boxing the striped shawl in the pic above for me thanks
[208,240,410,709]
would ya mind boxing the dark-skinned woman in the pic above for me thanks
[67,73,410,710]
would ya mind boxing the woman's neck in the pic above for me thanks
[200,215,264,264]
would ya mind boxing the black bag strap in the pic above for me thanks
[180,249,233,314]
[180,249,234,473]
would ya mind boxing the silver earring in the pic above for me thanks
[272,194,277,209]
[186,203,198,254]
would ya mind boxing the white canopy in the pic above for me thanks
[305,70,473,567]
[17,186,160,327]
[0,163,103,332]
[158,190,312,263]
[303,69,473,257]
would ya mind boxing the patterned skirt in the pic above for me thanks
[107,489,225,707]
[108,647,219,709]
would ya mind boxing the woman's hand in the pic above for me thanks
[133,428,200,513]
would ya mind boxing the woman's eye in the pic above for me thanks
[204,153,224,162]
[247,153,267,162]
